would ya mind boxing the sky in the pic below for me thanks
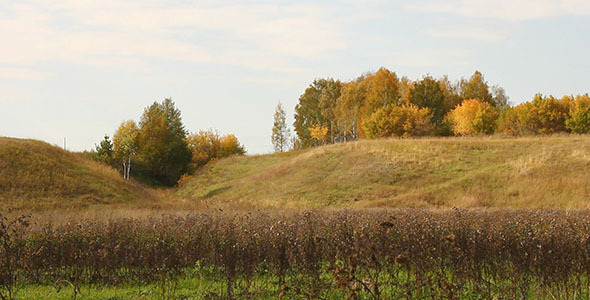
[1,0,589,154]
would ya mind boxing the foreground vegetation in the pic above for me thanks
[3,209,590,299]
[179,135,590,209]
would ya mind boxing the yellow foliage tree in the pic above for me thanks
[335,79,367,141]
[448,99,499,136]
[186,130,245,171]
[113,120,138,180]
[360,68,401,124]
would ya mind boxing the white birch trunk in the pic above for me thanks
[126,157,131,180]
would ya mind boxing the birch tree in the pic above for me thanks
[113,120,138,180]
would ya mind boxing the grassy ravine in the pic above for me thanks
[0,137,152,209]
[178,136,590,209]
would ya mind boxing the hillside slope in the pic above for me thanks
[178,136,590,209]
[0,137,151,209]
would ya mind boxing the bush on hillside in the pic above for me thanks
[448,99,499,136]
[186,130,245,171]
[362,104,434,138]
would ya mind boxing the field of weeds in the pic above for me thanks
[2,209,590,299]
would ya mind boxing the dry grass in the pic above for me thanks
[178,135,590,209]
[0,137,154,210]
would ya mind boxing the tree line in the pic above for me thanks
[91,98,245,186]
[271,68,589,151]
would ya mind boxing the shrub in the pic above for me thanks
[362,104,433,138]
[448,99,499,136]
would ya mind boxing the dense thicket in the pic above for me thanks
[3,210,590,299]
[293,68,589,147]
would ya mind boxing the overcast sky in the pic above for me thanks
[1,0,589,153]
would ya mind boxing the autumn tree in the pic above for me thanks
[220,134,246,157]
[448,99,499,136]
[271,102,290,152]
[186,130,245,171]
[136,98,191,186]
[334,78,367,141]
[460,71,493,104]
[113,120,138,180]
[360,68,401,124]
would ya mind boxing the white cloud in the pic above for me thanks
[407,0,590,21]
[0,1,347,74]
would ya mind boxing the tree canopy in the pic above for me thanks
[136,98,192,185]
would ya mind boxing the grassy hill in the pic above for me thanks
[178,136,590,209]
[0,137,152,210]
